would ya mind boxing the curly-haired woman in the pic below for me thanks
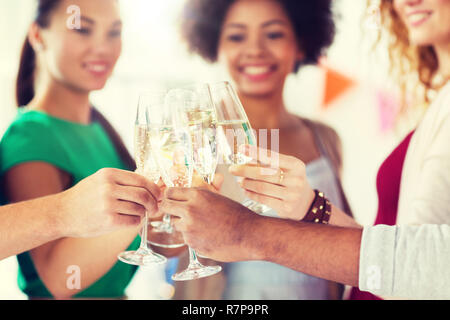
[175,0,353,300]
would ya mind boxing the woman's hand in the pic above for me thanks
[59,168,161,238]
[229,145,315,221]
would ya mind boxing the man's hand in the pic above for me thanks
[58,168,161,238]
[147,173,224,220]
[160,187,261,262]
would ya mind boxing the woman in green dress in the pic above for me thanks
[0,0,148,299]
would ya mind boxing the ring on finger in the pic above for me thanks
[278,169,285,185]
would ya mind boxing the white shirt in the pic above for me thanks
[359,83,450,299]
[359,224,450,299]
[397,83,450,225]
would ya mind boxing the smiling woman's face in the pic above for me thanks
[393,0,450,47]
[37,0,122,92]
[217,0,303,97]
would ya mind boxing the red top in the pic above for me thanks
[349,130,415,300]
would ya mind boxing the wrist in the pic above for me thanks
[301,189,332,224]
[301,188,317,220]
[242,213,270,261]
[49,191,72,238]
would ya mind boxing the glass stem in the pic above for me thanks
[139,211,149,250]
[162,213,172,230]
[186,174,215,267]
[188,246,202,267]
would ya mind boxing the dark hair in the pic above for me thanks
[16,0,59,107]
[16,0,136,171]
[180,0,335,71]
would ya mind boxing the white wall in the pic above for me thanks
[0,0,408,299]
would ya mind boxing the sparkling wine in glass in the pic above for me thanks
[117,97,167,266]
[184,84,219,184]
[140,91,186,249]
[209,81,273,214]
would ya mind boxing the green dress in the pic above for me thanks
[0,109,140,298]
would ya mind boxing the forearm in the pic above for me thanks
[31,226,139,298]
[249,216,363,287]
[0,194,66,261]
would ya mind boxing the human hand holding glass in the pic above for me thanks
[229,144,316,221]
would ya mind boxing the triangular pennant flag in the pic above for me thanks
[376,89,400,133]
[321,65,356,108]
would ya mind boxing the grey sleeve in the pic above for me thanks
[359,224,450,299]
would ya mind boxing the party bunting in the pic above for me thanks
[321,65,356,108]
[376,89,400,133]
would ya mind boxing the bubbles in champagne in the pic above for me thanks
[134,124,151,171]
[151,126,193,188]
[187,109,218,179]
[134,124,161,183]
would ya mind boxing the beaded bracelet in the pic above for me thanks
[301,189,332,224]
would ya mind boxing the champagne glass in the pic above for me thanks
[167,88,222,281]
[140,91,186,249]
[179,84,220,261]
[209,81,273,214]
[117,95,167,266]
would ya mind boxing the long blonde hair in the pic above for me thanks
[373,0,441,111]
